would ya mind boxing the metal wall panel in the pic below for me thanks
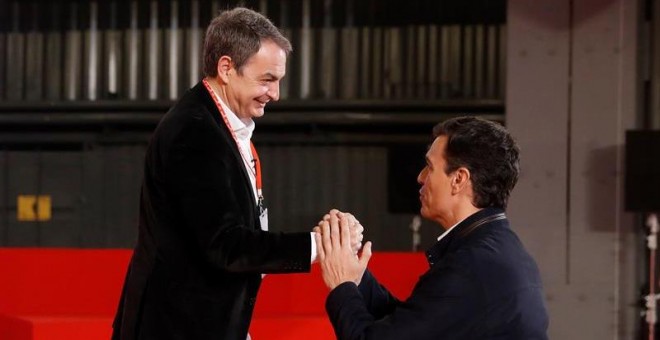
[37,152,83,246]
[260,145,427,251]
[45,31,63,100]
[79,147,106,246]
[339,27,358,99]
[0,145,145,248]
[101,146,143,247]
[0,0,507,101]
[5,152,41,245]
[24,30,44,100]
[5,31,24,100]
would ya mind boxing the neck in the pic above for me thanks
[440,204,481,230]
[205,77,234,114]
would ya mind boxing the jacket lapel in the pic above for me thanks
[194,83,259,221]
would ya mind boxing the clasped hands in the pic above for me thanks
[313,209,372,290]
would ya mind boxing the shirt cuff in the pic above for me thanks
[310,232,318,263]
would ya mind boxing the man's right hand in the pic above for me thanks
[315,209,364,255]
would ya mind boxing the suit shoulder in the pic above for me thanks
[161,85,214,125]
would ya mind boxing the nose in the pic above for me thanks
[267,81,280,102]
[417,167,427,185]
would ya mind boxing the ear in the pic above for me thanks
[216,56,233,84]
[451,167,471,194]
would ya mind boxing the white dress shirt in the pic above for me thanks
[211,92,318,263]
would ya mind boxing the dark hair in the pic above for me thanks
[203,7,292,77]
[432,116,520,209]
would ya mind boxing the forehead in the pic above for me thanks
[426,136,447,164]
[241,40,287,76]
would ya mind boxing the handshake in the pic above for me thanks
[312,209,373,290]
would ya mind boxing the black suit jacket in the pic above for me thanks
[112,82,311,340]
[326,208,548,340]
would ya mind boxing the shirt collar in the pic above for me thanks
[214,92,255,141]
[426,207,505,266]
[436,217,466,242]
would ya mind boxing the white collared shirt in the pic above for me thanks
[211,91,318,263]
[215,96,259,205]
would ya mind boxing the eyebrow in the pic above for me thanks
[261,72,280,80]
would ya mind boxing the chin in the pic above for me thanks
[419,206,430,219]
[250,110,265,118]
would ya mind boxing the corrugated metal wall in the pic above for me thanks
[0,0,506,102]
[0,144,441,250]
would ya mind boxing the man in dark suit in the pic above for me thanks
[112,7,361,340]
[315,117,549,339]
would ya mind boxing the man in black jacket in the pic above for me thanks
[112,7,361,340]
[316,117,549,339]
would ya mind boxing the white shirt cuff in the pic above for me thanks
[310,232,318,263]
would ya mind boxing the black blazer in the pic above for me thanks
[325,208,549,340]
[112,82,311,340]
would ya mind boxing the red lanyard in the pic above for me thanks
[203,79,263,202]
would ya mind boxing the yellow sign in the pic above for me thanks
[17,195,51,222]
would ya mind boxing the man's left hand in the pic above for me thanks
[315,213,372,290]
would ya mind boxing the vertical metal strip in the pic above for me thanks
[45,1,62,100]
[486,25,497,99]
[416,25,427,99]
[339,0,357,100]
[370,27,382,98]
[462,25,474,98]
[106,0,120,98]
[359,26,370,98]
[147,0,160,100]
[427,25,438,99]
[339,26,358,99]
[449,25,461,98]
[474,25,484,99]
[299,0,311,99]
[0,0,6,100]
[6,1,25,100]
[498,24,507,101]
[405,26,415,98]
[319,0,336,99]
[126,0,139,100]
[167,0,180,100]
[25,2,43,100]
[85,1,99,100]
[440,25,450,99]
[64,2,81,100]
[187,0,201,87]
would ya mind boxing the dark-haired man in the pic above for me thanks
[315,117,549,339]
[112,7,361,340]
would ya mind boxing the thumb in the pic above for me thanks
[358,241,373,267]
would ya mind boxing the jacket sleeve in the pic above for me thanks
[357,270,401,319]
[325,265,483,340]
[161,107,311,274]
